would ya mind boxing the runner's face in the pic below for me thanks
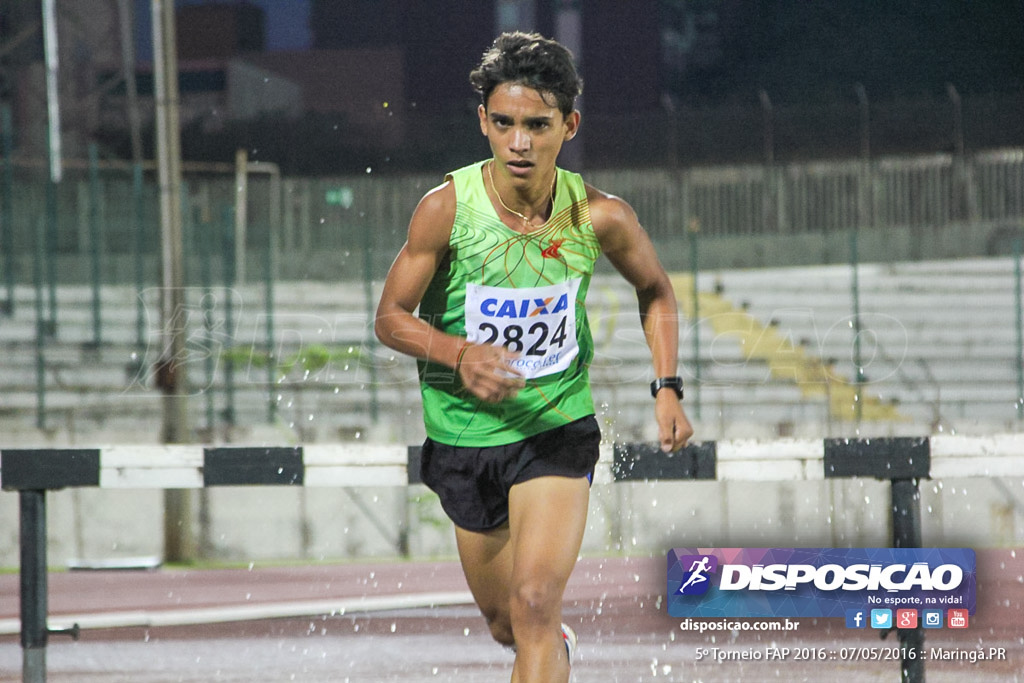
[478,82,579,185]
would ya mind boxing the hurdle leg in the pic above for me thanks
[20,489,48,683]
[891,477,925,683]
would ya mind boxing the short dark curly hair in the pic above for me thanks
[469,32,583,117]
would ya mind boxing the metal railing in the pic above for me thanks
[1,144,1023,287]
[1,136,1022,436]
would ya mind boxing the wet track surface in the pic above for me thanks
[1,553,1021,682]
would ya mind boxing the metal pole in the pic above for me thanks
[946,83,964,159]
[758,89,774,166]
[855,83,870,160]
[18,489,78,683]
[947,83,965,222]
[196,205,216,433]
[1015,237,1023,422]
[118,0,146,358]
[115,0,144,165]
[891,478,925,683]
[234,149,248,284]
[759,89,778,242]
[87,143,102,348]
[265,171,279,423]
[153,0,185,396]
[132,163,146,352]
[20,490,48,683]
[688,218,701,419]
[851,227,864,423]
[222,207,237,426]
[852,83,870,424]
[153,0,188,434]
[153,0,194,563]
[33,213,46,430]
[42,0,60,337]
[1,105,14,316]
[41,0,61,184]
[363,221,380,424]
[44,177,57,337]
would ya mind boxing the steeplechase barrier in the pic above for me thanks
[2,434,1023,683]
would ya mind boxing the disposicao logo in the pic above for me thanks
[666,548,976,619]
[674,554,718,596]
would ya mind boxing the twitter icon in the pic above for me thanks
[870,609,893,629]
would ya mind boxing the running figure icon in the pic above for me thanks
[679,557,712,593]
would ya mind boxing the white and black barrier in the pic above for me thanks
[2,434,1023,683]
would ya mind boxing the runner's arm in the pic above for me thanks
[374,182,464,367]
[589,186,693,451]
[374,182,524,402]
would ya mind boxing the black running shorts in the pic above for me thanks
[419,415,601,532]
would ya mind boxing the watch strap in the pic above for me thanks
[650,376,684,399]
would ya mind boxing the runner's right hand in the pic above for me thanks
[456,343,525,403]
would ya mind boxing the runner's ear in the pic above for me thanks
[563,111,580,141]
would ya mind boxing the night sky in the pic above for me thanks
[136,0,1024,102]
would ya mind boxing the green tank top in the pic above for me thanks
[418,160,601,446]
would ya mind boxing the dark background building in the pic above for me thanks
[1,0,1022,173]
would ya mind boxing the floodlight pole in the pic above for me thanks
[152,0,194,561]
[41,0,60,184]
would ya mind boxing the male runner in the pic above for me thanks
[375,31,692,682]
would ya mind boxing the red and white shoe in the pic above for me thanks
[561,622,577,663]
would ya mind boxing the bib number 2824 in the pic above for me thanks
[464,279,581,379]
[476,316,567,355]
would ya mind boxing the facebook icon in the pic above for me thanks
[845,609,867,629]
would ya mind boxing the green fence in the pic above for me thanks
[1,100,1023,435]
[1,144,1022,291]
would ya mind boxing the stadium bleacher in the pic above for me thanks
[0,256,1019,443]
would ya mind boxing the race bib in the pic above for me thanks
[464,279,581,379]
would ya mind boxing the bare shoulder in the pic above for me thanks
[585,183,642,251]
[407,179,457,252]
[414,179,457,226]
[585,184,638,226]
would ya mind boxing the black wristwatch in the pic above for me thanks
[650,376,684,399]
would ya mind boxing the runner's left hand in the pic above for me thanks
[655,393,693,452]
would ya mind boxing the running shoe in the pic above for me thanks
[561,622,577,663]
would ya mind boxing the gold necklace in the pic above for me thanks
[487,160,555,227]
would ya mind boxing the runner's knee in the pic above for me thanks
[510,577,562,624]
